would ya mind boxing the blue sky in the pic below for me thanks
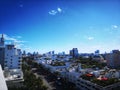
[0,0,120,54]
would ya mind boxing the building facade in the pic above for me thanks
[95,50,100,55]
[0,65,8,90]
[0,34,22,69]
[70,48,79,58]
[105,50,120,68]
[76,78,120,90]
[0,34,4,46]
[0,47,5,69]
[5,45,22,69]
[0,34,5,69]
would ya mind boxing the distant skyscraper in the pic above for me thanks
[23,50,26,55]
[70,50,73,56]
[95,50,100,55]
[52,51,54,55]
[70,48,79,58]
[62,51,65,55]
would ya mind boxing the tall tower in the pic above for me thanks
[0,34,5,69]
[0,34,4,46]
[70,48,79,58]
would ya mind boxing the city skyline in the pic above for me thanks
[0,0,120,53]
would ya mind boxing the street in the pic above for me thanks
[32,67,78,90]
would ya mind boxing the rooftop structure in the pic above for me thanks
[0,34,4,47]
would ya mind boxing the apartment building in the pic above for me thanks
[5,45,22,69]
[105,50,120,68]
[0,34,22,69]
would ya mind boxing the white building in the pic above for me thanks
[0,65,8,90]
[0,34,22,70]
[4,68,23,81]
[5,45,22,69]
[38,54,120,90]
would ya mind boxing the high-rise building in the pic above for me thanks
[70,50,73,56]
[0,34,4,46]
[0,34,5,69]
[105,50,120,68]
[52,51,54,55]
[70,48,79,58]
[95,50,100,55]
[23,50,26,56]
[5,45,22,69]
[0,34,22,69]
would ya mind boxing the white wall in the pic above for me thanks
[5,45,22,69]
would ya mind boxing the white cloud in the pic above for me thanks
[48,10,57,15]
[23,46,40,53]
[111,25,118,29]
[0,34,26,49]
[3,34,26,43]
[87,37,94,40]
[57,7,62,13]
[48,7,63,15]
[15,36,22,39]
[15,43,24,48]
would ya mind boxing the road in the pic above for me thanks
[34,73,55,90]
[33,70,66,90]
[32,67,78,90]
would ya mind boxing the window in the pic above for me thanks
[18,60,21,62]
[8,46,12,50]
[5,65,7,67]
[81,81,84,84]
[81,85,84,87]
[86,83,91,87]
[4,61,7,63]
[18,57,21,59]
